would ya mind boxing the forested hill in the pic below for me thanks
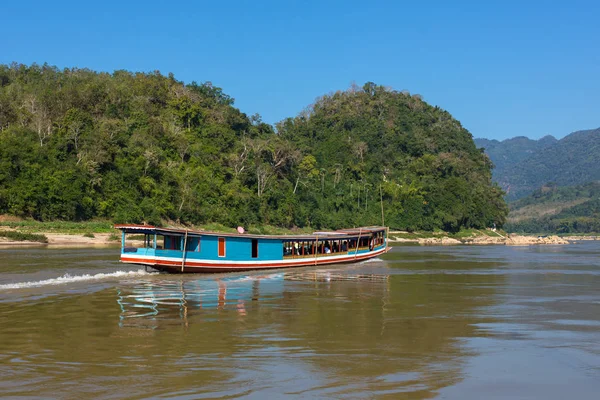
[0,63,507,231]
[476,128,600,200]
[505,182,600,233]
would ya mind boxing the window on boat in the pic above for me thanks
[283,241,296,256]
[330,240,340,253]
[374,231,384,246]
[218,237,226,257]
[123,233,150,248]
[163,235,182,250]
[251,239,258,258]
[318,239,342,254]
[155,235,164,249]
[186,237,200,252]
[359,237,369,248]
[283,241,313,257]
[315,240,331,254]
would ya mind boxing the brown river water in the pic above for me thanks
[1,242,599,399]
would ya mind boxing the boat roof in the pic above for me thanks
[114,224,386,240]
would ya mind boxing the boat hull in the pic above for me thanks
[121,246,390,273]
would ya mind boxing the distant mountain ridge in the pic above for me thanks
[474,135,557,179]
[475,127,600,200]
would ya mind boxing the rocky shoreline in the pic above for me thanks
[389,232,579,246]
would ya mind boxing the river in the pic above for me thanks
[1,242,599,399]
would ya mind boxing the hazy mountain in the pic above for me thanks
[474,135,557,178]
[476,128,600,200]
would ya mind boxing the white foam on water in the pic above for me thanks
[0,269,155,290]
[363,257,384,263]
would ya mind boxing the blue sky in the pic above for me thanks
[2,0,598,140]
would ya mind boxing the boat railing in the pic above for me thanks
[121,246,156,256]
[283,251,351,260]
[282,244,381,259]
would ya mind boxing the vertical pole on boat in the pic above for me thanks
[181,230,188,273]
[314,234,318,265]
[354,228,362,259]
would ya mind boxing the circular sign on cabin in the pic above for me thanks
[237,226,245,234]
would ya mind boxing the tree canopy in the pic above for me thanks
[0,63,507,231]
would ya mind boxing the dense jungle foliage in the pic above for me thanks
[506,182,600,233]
[0,63,507,231]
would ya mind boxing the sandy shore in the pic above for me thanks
[0,232,121,247]
[562,235,600,241]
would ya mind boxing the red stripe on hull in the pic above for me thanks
[120,247,389,273]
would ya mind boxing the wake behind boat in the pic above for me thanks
[115,225,390,273]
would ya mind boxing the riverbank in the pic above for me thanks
[388,230,579,246]
[0,217,315,246]
[0,232,120,246]
[0,217,119,246]
[0,229,583,247]
[0,216,597,247]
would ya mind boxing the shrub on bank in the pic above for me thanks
[0,231,48,243]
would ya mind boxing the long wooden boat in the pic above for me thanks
[115,224,390,273]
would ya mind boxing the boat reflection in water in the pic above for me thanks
[112,255,503,397]
[116,269,389,328]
